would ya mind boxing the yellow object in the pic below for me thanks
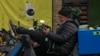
[0,52,2,56]
[0,37,2,45]
[0,0,52,30]
[89,27,94,30]
[2,41,7,46]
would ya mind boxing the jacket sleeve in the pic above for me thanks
[46,22,78,43]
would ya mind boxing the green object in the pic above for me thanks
[93,32,97,35]
[93,31,100,35]
[72,7,82,16]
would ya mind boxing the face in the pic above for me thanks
[58,14,68,23]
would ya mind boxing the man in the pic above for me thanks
[43,7,79,56]
[10,7,79,56]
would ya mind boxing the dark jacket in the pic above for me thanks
[16,19,79,56]
[46,19,79,56]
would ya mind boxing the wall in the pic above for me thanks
[89,0,100,26]
[0,0,52,30]
[52,0,62,31]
